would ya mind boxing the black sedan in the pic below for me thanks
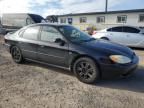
[4,23,139,84]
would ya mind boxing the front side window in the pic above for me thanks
[139,14,144,22]
[22,26,40,40]
[117,15,127,23]
[40,26,63,42]
[60,18,66,23]
[80,17,87,23]
[109,27,123,32]
[97,16,105,23]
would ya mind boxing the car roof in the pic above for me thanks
[106,25,141,30]
[18,23,72,33]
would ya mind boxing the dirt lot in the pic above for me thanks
[0,35,144,108]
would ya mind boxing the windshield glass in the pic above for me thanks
[58,25,95,42]
[29,14,45,23]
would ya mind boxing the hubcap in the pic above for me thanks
[76,61,94,80]
[12,47,21,61]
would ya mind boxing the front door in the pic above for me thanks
[108,26,128,44]
[37,26,69,67]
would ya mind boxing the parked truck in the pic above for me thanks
[0,13,45,34]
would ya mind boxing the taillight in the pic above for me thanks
[93,31,97,35]
[4,39,6,43]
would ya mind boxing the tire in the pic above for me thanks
[73,57,100,84]
[11,46,24,63]
[101,37,109,41]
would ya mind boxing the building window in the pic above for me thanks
[60,18,66,23]
[117,15,127,23]
[97,16,105,23]
[139,14,144,22]
[80,17,87,23]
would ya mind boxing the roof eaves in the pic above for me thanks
[58,9,144,17]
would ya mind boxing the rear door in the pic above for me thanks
[18,26,40,60]
[37,25,69,67]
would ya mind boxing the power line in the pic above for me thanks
[105,0,108,12]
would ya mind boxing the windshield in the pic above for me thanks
[28,14,45,23]
[58,25,95,42]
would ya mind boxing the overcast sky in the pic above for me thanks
[0,0,144,17]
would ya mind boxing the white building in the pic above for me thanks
[58,9,144,30]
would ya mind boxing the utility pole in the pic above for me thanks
[105,0,108,12]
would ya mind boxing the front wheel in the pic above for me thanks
[11,46,24,63]
[73,57,100,84]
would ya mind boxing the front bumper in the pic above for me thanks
[99,55,139,79]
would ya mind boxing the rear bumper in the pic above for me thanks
[99,55,139,79]
[4,43,11,52]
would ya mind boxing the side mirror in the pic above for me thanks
[55,38,65,46]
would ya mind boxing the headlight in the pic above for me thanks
[110,55,132,64]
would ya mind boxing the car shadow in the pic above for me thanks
[24,61,144,93]
[95,66,144,93]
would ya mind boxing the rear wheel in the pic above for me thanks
[73,57,100,84]
[101,37,109,41]
[11,46,24,63]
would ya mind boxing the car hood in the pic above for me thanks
[81,39,134,58]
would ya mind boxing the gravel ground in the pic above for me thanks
[0,35,144,108]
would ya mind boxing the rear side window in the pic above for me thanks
[122,27,140,33]
[22,26,40,40]
[18,29,25,37]
[107,27,123,32]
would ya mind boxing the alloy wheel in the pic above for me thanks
[11,47,21,62]
[76,61,95,80]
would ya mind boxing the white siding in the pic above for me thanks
[58,12,144,30]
